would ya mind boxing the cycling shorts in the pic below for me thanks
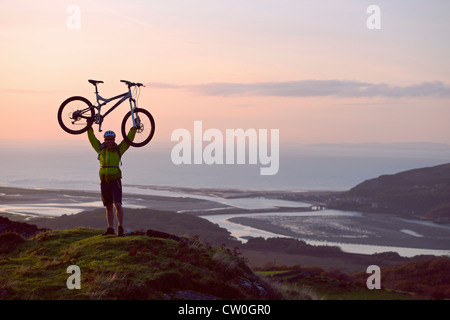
[100,179,122,206]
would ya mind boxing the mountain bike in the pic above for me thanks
[57,79,155,147]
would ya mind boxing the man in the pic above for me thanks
[87,127,136,236]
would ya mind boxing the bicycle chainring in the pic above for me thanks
[94,114,103,125]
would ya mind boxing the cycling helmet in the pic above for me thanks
[104,130,116,138]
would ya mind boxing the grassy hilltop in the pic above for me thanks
[1,221,449,300]
[0,228,282,300]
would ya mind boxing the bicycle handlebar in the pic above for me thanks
[120,80,145,87]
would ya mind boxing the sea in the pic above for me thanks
[2,142,450,192]
[1,142,450,257]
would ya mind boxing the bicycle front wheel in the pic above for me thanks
[121,108,155,147]
[57,96,94,134]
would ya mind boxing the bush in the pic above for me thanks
[0,232,25,253]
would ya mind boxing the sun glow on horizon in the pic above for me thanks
[1,0,449,145]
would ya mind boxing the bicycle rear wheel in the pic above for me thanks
[121,108,155,147]
[57,96,94,134]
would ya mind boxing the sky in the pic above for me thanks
[1,0,449,147]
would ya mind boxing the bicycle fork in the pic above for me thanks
[129,98,139,129]
[94,107,105,132]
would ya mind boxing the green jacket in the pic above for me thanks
[87,127,136,183]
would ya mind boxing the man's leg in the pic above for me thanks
[101,182,115,235]
[113,179,124,236]
[114,202,124,227]
[106,204,114,228]
[115,202,124,236]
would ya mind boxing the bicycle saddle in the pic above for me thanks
[88,79,104,85]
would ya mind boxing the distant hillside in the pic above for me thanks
[351,257,450,299]
[330,163,450,223]
[0,216,47,238]
[260,256,450,300]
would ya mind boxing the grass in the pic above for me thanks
[256,267,413,300]
[0,228,281,300]
[3,228,439,300]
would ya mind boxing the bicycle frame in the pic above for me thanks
[91,86,138,132]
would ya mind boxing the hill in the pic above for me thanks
[1,217,448,300]
[0,228,283,300]
[258,256,450,300]
[329,162,450,223]
[0,216,47,237]
[351,256,450,300]
[30,208,241,247]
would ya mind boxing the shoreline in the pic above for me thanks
[0,185,236,219]
[227,215,450,253]
[0,184,322,220]
[1,185,449,258]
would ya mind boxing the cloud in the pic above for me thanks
[147,80,450,98]
[146,83,185,89]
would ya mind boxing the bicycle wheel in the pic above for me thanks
[121,108,155,147]
[57,96,94,134]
